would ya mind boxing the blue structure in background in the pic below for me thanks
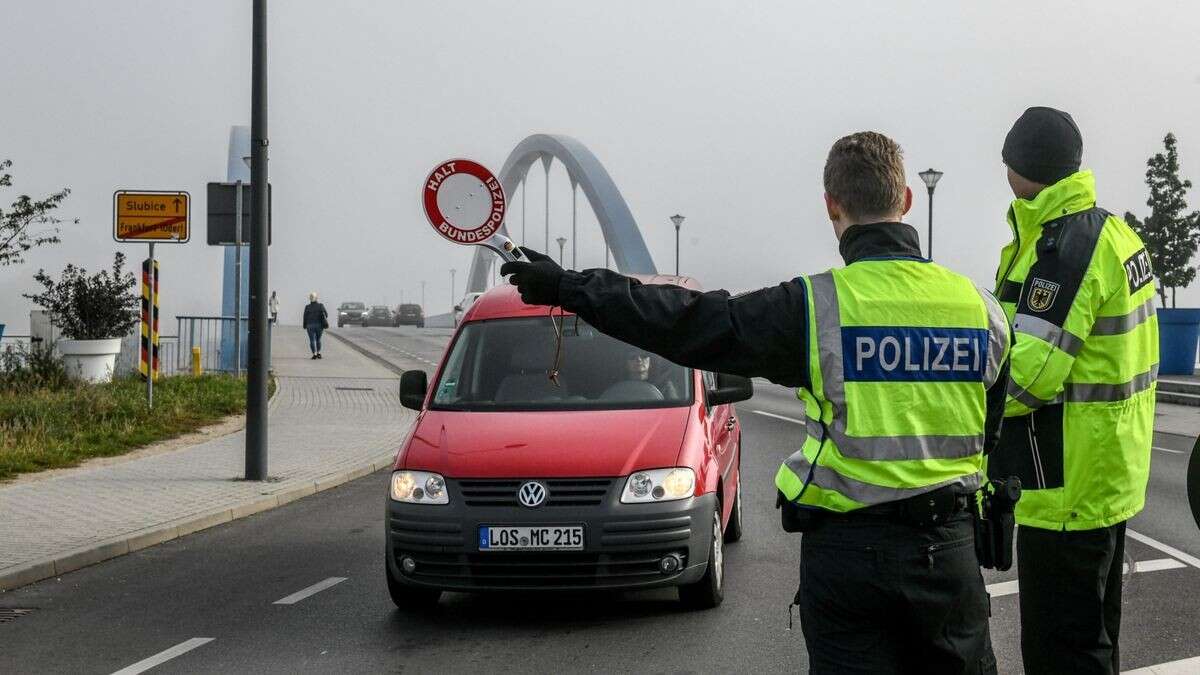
[220,126,251,371]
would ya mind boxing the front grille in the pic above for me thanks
[395,549,688,589]
[390,513,694,589]
[458,478,614,507]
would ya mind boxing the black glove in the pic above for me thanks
[500,248,565,307]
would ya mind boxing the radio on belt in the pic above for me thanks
[422,158,522,262]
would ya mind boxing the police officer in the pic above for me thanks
[988,107,1158,674]
[503,131,1011,674]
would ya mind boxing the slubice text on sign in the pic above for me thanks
[113,191,191,242]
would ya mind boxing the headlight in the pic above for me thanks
[390,470,449,504]
[620,468,696,503]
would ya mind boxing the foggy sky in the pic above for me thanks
[3,0,1200,333]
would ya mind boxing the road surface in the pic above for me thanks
[2,327,1197,673]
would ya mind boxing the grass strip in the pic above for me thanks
[0,374,247,480]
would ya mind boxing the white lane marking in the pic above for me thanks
[1127,529,1200,570]
[359,333,439,366]
[110,638,214,675]
[986,558,1185,598]
[273,576,347,605]
[1123,656,1200,674]
[985,579,1020,597]
[752,410,805,424]
[1152,446,1185,454]
[1127,557,1186,573]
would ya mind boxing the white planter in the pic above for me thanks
[58,338,123,383]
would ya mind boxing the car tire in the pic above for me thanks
[678,504,724,610]
[723,469,744,544]
[386,555,441,610]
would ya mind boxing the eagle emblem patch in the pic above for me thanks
[1027,278,1060,312]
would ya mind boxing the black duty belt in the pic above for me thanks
[825,485,972,528]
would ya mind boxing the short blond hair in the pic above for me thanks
[309,291,318,302]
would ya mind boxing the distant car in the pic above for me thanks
[363,305,394,327]
[393,303,425,328]
[386,279,753,611]
[453,291,485,327]
[337,301,367,327]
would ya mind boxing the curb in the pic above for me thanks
[0,452,396,593]
[325,330,407,376]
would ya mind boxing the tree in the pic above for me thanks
[1127,133,1200,308]
[0,158,74,266]
[22,252,140,340]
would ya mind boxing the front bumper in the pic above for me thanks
[385,478,715,592]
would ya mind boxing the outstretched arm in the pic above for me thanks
[502,250,810,387]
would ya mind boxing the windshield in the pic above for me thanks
[340,302,364,310]
[432,317,692,411]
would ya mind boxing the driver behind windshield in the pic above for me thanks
[622,349,680,399]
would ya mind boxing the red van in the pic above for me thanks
[386,277,752,610]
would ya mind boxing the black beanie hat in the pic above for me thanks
[1002,106,1083,186]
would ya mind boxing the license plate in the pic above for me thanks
[478,525,584,551]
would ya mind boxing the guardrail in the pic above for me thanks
[2,316,256,377]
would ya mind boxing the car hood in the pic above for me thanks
[401,407,692,478]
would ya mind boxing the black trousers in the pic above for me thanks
[798,512,995,674]
[1017,521,1126,675]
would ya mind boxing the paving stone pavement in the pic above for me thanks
[0,326,415,590]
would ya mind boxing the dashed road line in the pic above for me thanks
[986,558,1185,598]
[110,638,214,675]
[1124,656,1200,674]
[1127,529,1200,570]
[358,333,439,367]
[752,410,804,425]
[273,576,347,605]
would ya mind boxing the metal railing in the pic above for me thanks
[176,315,251,374]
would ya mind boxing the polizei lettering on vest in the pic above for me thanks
[844,326,989,382]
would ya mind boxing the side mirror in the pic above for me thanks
[707,373,753,406]
[453,304,463,312]
[399,370,428,411]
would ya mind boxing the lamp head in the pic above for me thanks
[670,214,685,229]
[918,168,944,191]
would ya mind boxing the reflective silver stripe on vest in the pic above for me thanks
[1064,364,1159,403]
[808,272,985,462]
[1013,313,1085,356]
[976,286,1009,389]
[1091,298,1157,336]
[1007,380,1060,409]
[783,449,982,507]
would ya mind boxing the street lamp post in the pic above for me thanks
[556,236,567,265]
[420,280,426,313]
[918,168,943,260]
[450,268,456,313]
[244,0,270,481]
[670,214,685,276]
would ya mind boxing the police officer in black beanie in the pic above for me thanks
[989,106,1158,674]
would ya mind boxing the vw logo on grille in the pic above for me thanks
[517,481,547,508]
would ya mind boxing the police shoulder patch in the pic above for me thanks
[1124,248,1153,294]
[1026,278,1060,312]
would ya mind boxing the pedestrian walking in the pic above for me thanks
[988,107,1158,675]
[503,132,1011,674]
[269,290,280,325]
[302,291,328,359]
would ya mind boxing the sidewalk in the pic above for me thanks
[0,327,413,591]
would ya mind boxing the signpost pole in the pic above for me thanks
[245,0,270,480]
[146,242,155,409]
[234,180,243,376]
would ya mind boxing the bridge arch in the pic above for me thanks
[465,134,656,293]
